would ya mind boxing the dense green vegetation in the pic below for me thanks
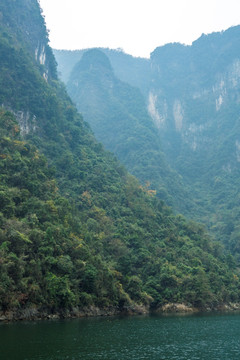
[1,109,240,312]
[1,0,240,316]
[0,109,132,311]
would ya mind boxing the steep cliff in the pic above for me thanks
[148,27,240,248]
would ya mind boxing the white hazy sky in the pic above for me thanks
[39,0,240,58]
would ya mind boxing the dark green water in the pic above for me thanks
[1,313,240,359]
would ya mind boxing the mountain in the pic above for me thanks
[66,48,195,213]
[58,26,240,253]
[54,48,151,95]
[0,0,240,318]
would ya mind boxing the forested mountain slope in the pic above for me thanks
[57,27,240,253]
[0,0,240,317]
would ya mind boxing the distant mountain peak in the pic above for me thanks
[74,48,113,73]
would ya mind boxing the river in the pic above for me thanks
[1,312,240,359]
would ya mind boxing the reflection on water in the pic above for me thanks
[0,312,240,360]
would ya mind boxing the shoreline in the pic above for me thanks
[1,302,240,322]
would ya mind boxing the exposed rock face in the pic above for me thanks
[15,111,37,135]
[148,59,240,156]
[2,106,37,136]
[173,100,184,132]
[146,59,240,176]
[35,42,48,80]
[0,0,57,81]
[148,92,168,129]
